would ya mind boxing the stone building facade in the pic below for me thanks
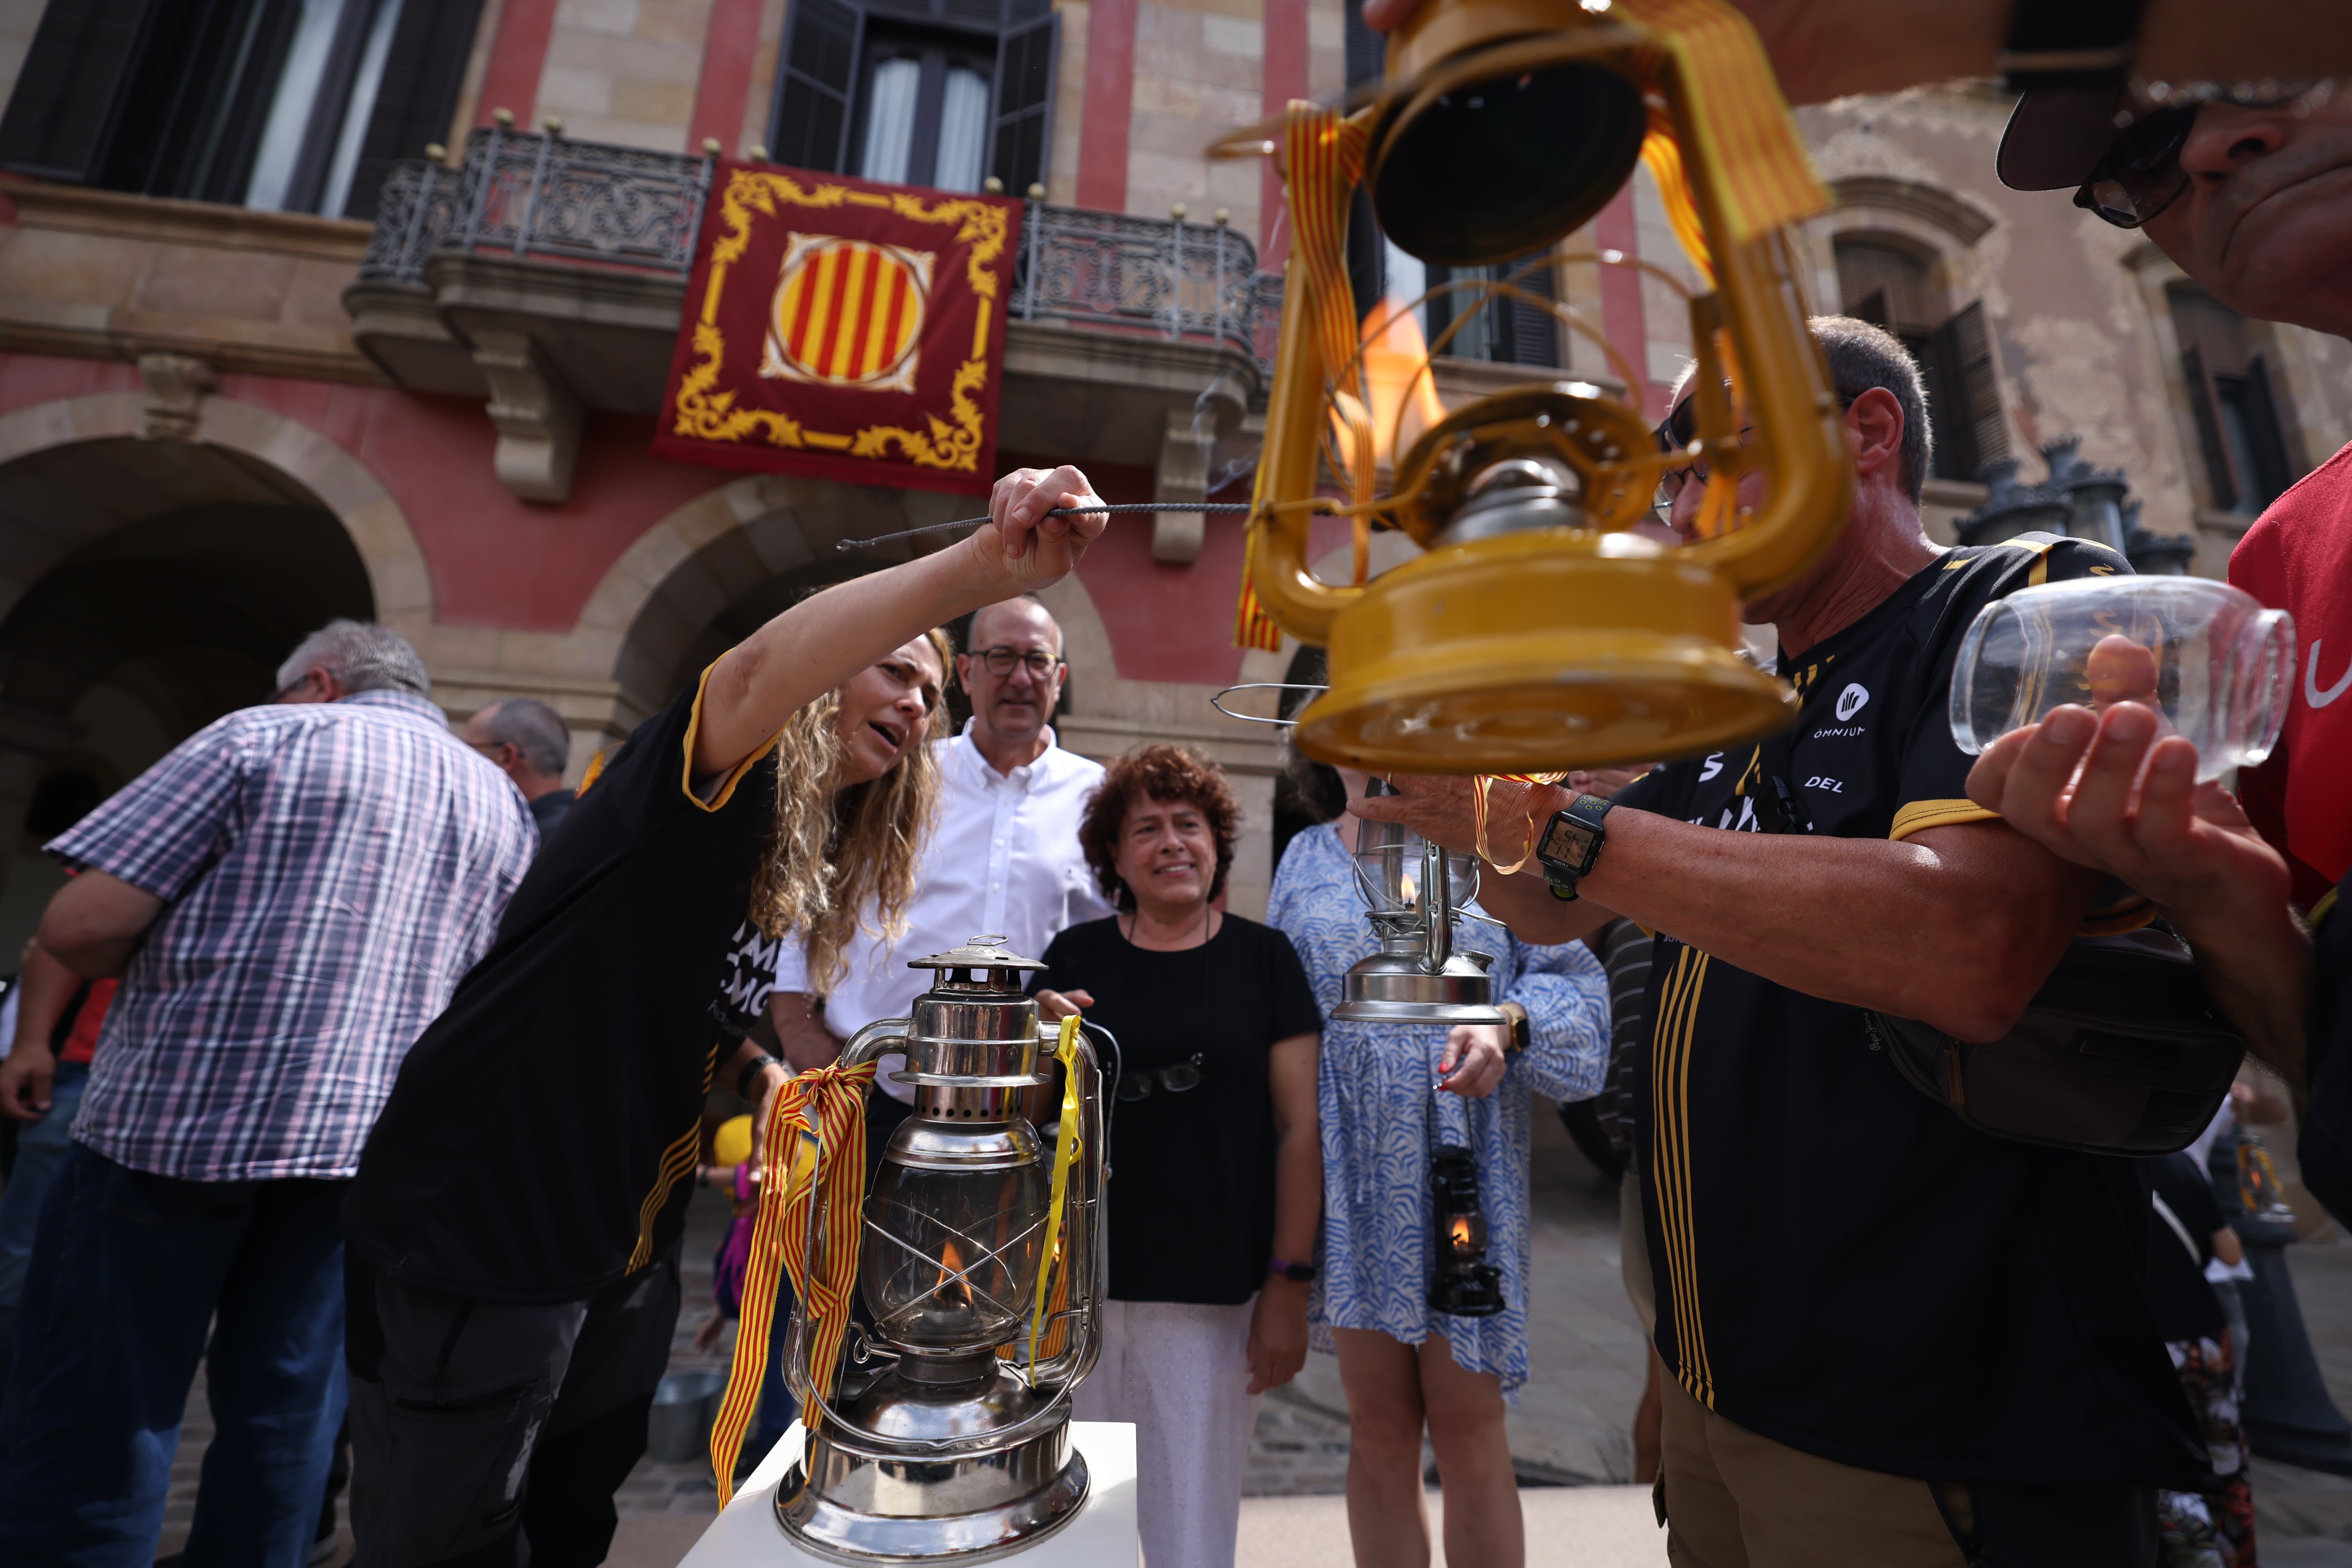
[0,0,2344,955]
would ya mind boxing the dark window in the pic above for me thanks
[770,0,1055,197]
[1424,254,1560,368]
[2172,285,2296,515]
[1836,237,2007,483]
[0,0,482,217]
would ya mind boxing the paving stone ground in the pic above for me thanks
[141,1102,2352,1562]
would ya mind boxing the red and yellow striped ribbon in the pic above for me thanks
[709,1057,877,1505]
[1615,0,1826,251]
[1233,103,1371,653]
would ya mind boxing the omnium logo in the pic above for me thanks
[1834,683,1870,722]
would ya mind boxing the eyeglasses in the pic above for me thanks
[1116,1053,1205,1102]
[1651,387,1852,515]
[2074,105,2198,229]
[971,646,1064,679]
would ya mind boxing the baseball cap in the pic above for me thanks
[1997,83,2128,191]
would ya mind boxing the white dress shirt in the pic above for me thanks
[774,722,1117,1100]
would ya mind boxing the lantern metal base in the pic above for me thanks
[1332,951,1509,1027]
[1429,1263,1506,1318]
[1295,532,1797,776]
[778,1414,1089,1564]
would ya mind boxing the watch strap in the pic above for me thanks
[737,1052,785,1101]
[1268,1257,1316,1282]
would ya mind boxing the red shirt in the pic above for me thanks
[57,978,116,1064]
[2231,438,2352,911]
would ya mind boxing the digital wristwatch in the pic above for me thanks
[1535,794,1615,902]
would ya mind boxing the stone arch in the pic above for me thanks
[1813,174,2003,320]
[0,391,434,636]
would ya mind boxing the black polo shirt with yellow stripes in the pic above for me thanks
[1612,535,2204,1487]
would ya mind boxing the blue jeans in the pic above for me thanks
[0,1142,349,1567]
[0,1061,90,1313]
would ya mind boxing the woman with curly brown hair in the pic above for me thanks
[1031,742,1321,1568]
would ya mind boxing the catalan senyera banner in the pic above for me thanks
[655,163,1022,495]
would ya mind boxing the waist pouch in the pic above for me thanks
[1867,925,2244,1156]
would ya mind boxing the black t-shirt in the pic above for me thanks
[1035,915,1321,1305]
[2143,1153,2226,1343]
[346,675,785,1303]
[1615,535,2204,1488]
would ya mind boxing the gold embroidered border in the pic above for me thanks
[668,170,1010,473]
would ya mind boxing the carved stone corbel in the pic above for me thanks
[1152,407,1211,564]
[470,329,583,502]
[139,353,217,440]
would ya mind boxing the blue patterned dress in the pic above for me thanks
[1269,823,1611,1392]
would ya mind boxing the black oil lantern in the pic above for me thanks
[1428,1144,1504,1317]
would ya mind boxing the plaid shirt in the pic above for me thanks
[48,690,536,1182]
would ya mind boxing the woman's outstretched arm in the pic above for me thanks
[692,465,1104,776]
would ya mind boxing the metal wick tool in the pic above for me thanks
[835,502,1253,553]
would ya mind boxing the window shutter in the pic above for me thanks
[1502,250,1559,368]
[341,0,485,219]
[1928,301,2005,483]
[2180,345,2237,511]
[2240,354,2296,506]
[1848,287,1889,328]
[773,0,863,173]
[0,0,162,181]
[986,8,1054,195]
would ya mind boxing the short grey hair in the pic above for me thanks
[1668,315,1934,505]
[275,620,430,698]
[474,698,571,776]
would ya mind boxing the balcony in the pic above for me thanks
[344,126,1276,508]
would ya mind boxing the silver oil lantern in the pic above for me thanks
[1331,777,1509,1027]
[776,937,1107,1562]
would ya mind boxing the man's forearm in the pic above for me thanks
[2169,901,2313,1085]
[11,942,82,1054]
[38,871,164,978]
[1563,810,2091,1041]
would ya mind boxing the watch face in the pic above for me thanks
[1540,815,1597,871]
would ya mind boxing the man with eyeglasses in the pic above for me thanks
[765,585,1115,1134]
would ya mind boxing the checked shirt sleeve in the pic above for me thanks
[47,711,265,902]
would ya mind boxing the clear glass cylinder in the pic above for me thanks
[1949,576,2293,782]
[861,1158,1049,1354]
[1351,825,1483,920]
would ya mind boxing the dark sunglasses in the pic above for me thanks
[2074,105,2199,230]
[1116,1053,1205,1102]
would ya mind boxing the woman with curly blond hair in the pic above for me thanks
[342,465,1110,1565]
[1032,743,1322,1568]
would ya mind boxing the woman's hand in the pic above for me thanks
[971,465,1108,598]
[1247,1279,1309,1395]
[1033,987,1093,1021]
[747,1060,794,1179]
[1438,1023,1508,1098]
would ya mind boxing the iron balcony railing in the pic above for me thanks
[359,125,1280,372]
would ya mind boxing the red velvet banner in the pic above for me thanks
[655,163,1023,495]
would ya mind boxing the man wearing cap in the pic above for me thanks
[1967,74,2352,1234]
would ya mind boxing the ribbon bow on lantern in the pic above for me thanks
[709,1057,877,1504]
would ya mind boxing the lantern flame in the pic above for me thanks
[935,1239,973,1308]
[1400,871,1419,908]
[1361,301,1448,467]
[1449,1215,1474,1249]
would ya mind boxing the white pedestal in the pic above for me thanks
[677,1420,1139,1567]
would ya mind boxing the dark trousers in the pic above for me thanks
[345,1247,680,1568]
[0,1142,350,1567]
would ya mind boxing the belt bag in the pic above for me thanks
[1865,925,2244,1156]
